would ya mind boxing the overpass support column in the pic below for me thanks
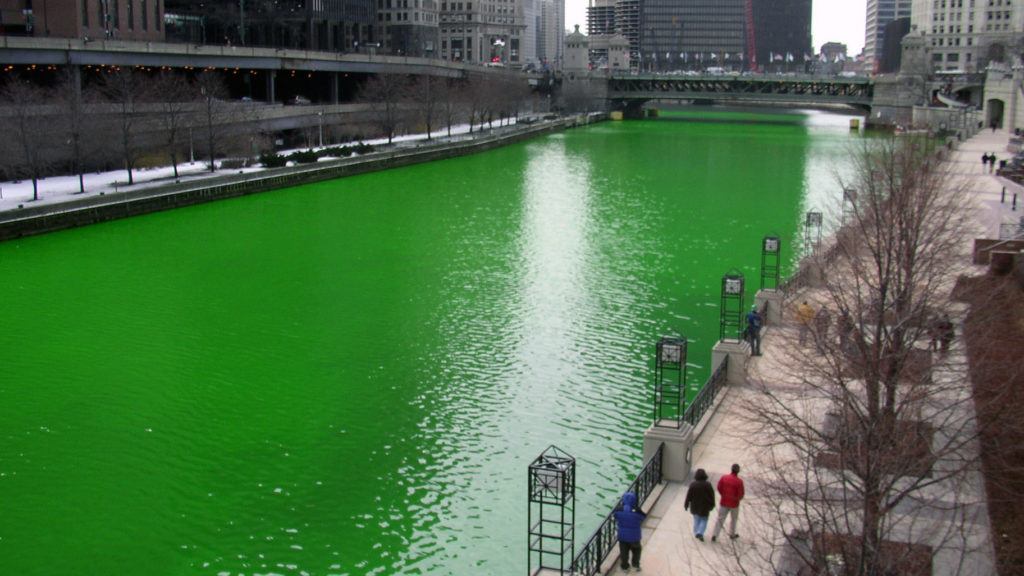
[267,70,277,104]
[330,72,340,104]
[622,100,646,119]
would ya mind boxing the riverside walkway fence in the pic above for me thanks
[569,354,730,576]
[570,443,664,576]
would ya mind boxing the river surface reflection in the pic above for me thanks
[0,108,861,575]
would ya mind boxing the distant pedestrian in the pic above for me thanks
[990,153,997,173]
[983,153,989,172]
[838,307,856,355]
[992,121,998,133]
[684,468,716,541]
[613,492,646,572]
[711,464,745,542]
[796,301,815,346]
[745,305,763,356]
[934,313,955,354]
[814,306,831,348]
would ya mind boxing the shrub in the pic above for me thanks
[259,153,287,168]
[288,150,319,164]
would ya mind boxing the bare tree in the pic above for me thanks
[357,73,408,144]
[0,76,50,201]
[744,135,995,575]
[54,67,101,194]
[437,77,464,138]
[98,67,148,185]
[463,76,491,134]
[151,71,197,180]
[194,70,232,172]
[409,74,442,140]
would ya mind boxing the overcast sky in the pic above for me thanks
[564,0,868,56]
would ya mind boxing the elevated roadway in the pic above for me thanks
[0,35,470,78]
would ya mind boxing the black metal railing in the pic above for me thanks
[683,355,729,429]
[570,443,664,576]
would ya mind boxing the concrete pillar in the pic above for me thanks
[642,423,695,483]
[267,70,277,104]
[756,289,784,327]
[330,72,340,104]
[711,340,748,386]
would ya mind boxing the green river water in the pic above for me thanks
[0,108,860,576]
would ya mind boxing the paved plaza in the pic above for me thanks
[606,127,1018,576]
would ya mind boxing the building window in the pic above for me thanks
[142,0,148,30]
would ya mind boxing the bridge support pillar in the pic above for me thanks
[622,100,646,120]
[330,72,340,104]
[267,70,277,104]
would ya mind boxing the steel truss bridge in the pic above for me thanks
[606,73,874,111]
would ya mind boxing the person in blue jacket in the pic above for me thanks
[613,491,646,572]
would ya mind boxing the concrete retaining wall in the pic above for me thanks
[0,116,604,241]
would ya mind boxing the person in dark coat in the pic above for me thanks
[745,305,763,356]
[613,492,646,572]
[684,468,716,541]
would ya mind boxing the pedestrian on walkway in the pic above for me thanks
[745,305,763,356]
[935,313,955,354]
[711,464,745,542]
[613,492,646,572]
[814,306,831,348]
[796,301,815,346]
[838,307,856,355]
[990,153,998,173]
[684,468,716,541]
[983,152,989,172]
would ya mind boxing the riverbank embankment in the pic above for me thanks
[0,113,606,241]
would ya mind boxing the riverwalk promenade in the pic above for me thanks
[604,128,1018,576]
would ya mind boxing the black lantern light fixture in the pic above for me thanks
[761,233,781,290]
[527,446,576,575]
[805,211,823,255]
[720,270,746,341]
[654,336,687,428]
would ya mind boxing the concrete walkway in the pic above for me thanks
[606,128,1017,576]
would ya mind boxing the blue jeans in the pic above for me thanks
[693,514,709,536]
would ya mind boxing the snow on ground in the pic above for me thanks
[0,120,496,213]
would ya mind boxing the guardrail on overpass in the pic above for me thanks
[0,35,510,78]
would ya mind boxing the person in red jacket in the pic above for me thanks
[711,463,745,542]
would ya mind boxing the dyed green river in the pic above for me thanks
[0,109,859,575]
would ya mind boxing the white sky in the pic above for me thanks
[564,0,868,56]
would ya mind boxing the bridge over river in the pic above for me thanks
[603,73,874,116]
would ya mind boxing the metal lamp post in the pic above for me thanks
[527,446,575,575]
[720,270,745,341]
[804,211,822,256]
[761,234,781,290]
[654,336,687,428]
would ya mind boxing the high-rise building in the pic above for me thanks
[639,0,745,72]
[909,0,1024,73]
[586,0,809,73]
[753,0,811,72]
[438,0,526,64]
[865,0,912,70]
[164,0,375,51]
[537,0,564,67]
[377,0,440,57]
[0,0,166,41]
